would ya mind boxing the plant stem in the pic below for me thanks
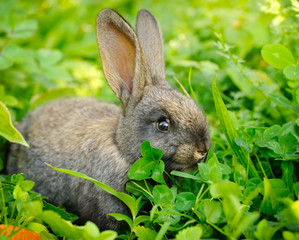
[194,183,205,209]
[8,201,17,224]
[156,211,194,221]
[143,180,154,199]
[0,180,8,225]
[255,153,267,179]
[194,184,212,210]
[129,230,133,240]
[206,219,235,240]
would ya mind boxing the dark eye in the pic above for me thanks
[156,118,170,132]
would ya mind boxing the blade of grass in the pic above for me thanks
[47,164,139,218]
[155,221,171,240]
[188,67,199,104]
[212,77,260,179]
[173,76,190,98]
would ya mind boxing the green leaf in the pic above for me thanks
[220,163,231,175]
[255,140,283,155]
[11,173,26,183]
[203,200,222,223]
[212,78,259,179]
[174,192,196,211]
[243,184,262,205]
[269,93,293,108]
[26,222,49,234]
[269,179,292,198]
[227,67,255,98]
[44,66,72,82]
[82,221,100,239]
[174,226,203,240]
[283,65,299,80]
[19,180,35,192]
[281,161,294,192]
[132,215,151,228]
[0,55,13,70]
[280,199,299,226]
[151,160,165,184]
[128,157,154,180]
[128,141,165,182]
[13,184,28,200]
[22,201,43,217]
[210,182,242,199]
[134,226,158,240]
[97,230,118,240]
[279,133,297,155]
[263,125,281,139]
[197,163,212,183]
[260,178,283,216]
[235,137,252,153]
[36,49,63,69]
[43,202,79,222]
[0,102,29,146]
[283,231,299,240]
[153,185,173,205]
[233,163,247,186]
[254,219,284,240]
[140,141,152,157]
[41,210,83,238]
[261,44,295,69]
[0,94,19,108]
[48,164,139,218]
[235,212,260,239]
[108,213,133,229]
[9,19,38,39]
[2,44,28,63]
[280,121,297,136]
[207,154,222,182]
[140,141,163,161]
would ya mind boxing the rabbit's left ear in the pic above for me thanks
[136,9,167,85]
[96,9,152,107]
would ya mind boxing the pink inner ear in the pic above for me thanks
[106,24,136,92]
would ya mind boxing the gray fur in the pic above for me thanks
[7,9,210,229]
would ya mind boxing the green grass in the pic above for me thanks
[0,0,298,239]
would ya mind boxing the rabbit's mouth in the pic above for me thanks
[168,142,208,170]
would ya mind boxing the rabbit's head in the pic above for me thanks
[97,9,210,171]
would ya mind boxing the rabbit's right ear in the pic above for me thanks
[96,9,151,107]
[136,9,166,85]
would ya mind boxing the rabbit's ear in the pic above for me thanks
[96,9,151,106]
[136,9,166,85]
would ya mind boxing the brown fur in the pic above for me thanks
[7,9,210,229]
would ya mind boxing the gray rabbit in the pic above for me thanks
[7,9,210,229]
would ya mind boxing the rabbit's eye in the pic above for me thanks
[157,118,170,132]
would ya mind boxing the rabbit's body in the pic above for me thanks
[7,9,210,229]
[8,98,130,228]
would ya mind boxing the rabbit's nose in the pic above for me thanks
[194,148,207,162]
